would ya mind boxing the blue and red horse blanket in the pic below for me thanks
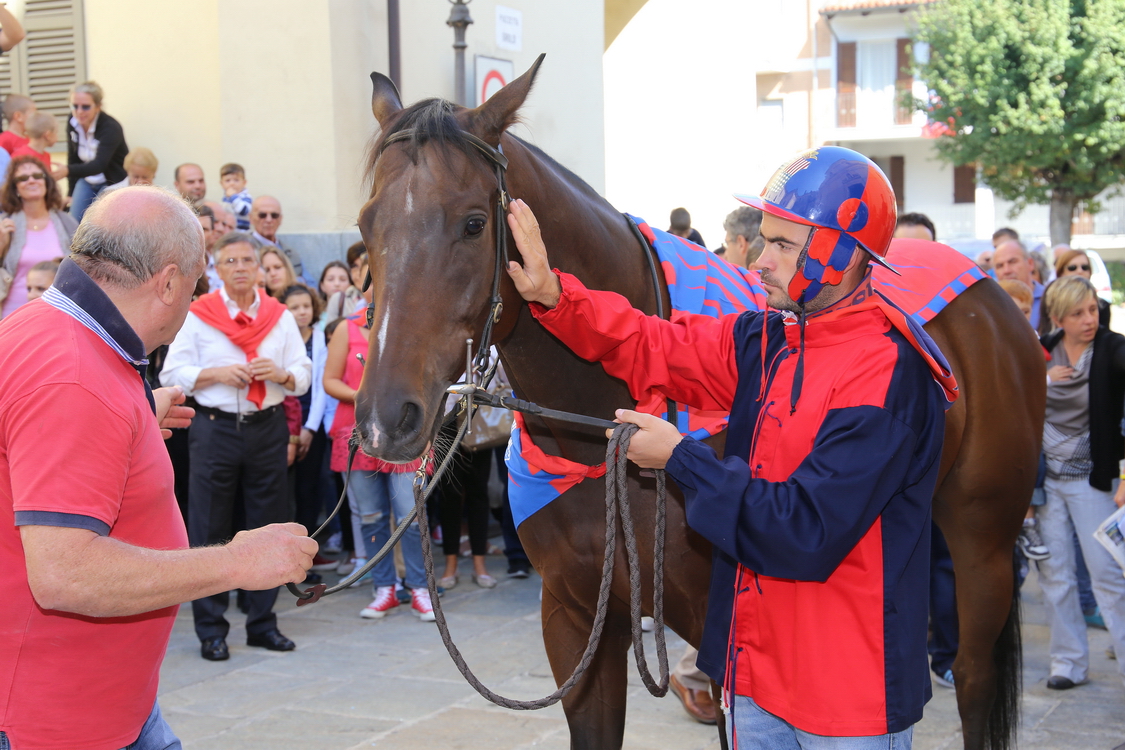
[505,216,987,528]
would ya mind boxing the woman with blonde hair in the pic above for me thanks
[1036,275,1125,691]
[260,245,297,300]
[58,81,129,221]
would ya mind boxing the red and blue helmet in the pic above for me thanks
[736,146,897,305]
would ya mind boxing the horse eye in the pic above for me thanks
[465,217,487,238]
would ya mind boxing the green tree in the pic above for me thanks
[913,0,1125,245]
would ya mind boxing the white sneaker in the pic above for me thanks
[336,556,361,576]
[641,616,655,633]
[360,586,399,619]
[411,587,436,622]
[323,532,343,554]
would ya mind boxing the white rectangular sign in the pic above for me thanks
[475,56,515,106]
[496,6,522,52]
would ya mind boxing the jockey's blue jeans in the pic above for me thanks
[729,695,912,750]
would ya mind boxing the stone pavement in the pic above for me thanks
[158,552,1125,749]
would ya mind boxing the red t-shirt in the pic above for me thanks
[0,301,188,750]
[0,130,29,155]
[9,144,52,170]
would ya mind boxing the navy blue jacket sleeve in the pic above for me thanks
[666,404,921,582]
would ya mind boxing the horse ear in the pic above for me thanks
[466,53,545,145]
[370,72,403,127]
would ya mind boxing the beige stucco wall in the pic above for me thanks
[82,0,604,233]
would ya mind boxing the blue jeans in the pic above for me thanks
[347,469,425,590]
[730,695,912,750]
[0,702,180,750]
[69,178,105,222]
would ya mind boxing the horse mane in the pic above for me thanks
[364,98,607,211]
[364,98,478,194]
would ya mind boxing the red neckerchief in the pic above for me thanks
[191,289,286,407]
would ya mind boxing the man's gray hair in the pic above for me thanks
[70,186,203,289]
[723,206,762,242]
[212,231,263,260]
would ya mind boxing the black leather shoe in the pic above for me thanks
[200,636,229,661]
[246,629,295,651]
[1046,675,1077,690]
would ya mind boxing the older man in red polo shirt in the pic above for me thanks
[0,186,317,750]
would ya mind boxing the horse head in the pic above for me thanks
[353,55,544,462]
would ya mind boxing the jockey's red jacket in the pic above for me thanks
[532,271,947,736]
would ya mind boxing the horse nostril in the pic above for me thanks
[395,400,423,439]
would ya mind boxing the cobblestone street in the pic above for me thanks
[158,552,1125,749]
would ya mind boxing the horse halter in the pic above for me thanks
[368,128,512,389]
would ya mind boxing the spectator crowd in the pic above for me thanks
[0,83,533,665]
[2,69,1125,747]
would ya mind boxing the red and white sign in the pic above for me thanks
[475,55,515,106]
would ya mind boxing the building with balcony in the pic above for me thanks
[604,0,1125,259]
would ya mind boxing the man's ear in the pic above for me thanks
[155,264,181,305]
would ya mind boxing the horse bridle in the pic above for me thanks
[369,129,512,389]
[286,127,674,606]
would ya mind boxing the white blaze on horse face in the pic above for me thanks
[377,307,390,358]
[405,187,414,215]
[368,423,382,449]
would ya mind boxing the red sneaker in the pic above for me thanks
[310,554,338,571]
[360,586,399,619]
[411,587,436,622]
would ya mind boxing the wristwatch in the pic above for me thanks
[289,435,301,445]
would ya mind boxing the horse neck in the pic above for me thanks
[496,138,663,467]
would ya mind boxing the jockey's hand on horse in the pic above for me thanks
[609,409,683,470]
[506,199,562,309]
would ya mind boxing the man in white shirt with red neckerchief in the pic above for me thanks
[161,231,312,661]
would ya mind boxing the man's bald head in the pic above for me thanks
[71,186,205,289]
[250,195,283,240]
[992,240,1033,286]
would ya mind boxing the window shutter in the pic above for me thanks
[2,0,85,142]
[837,41,856,128]
[895,38,912,125]
[890,155,905,209]
[953,164,976,204]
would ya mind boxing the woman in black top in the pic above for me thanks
[57,81,128,221]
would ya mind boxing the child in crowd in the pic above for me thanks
[322,243,368,326]
[998,279,1033,319]
[11,112,56,172]
[25,259,59,302]
[999,277,1051,562]
[0,94,35,155]
[220,162,253,231]
[281,284,338,568]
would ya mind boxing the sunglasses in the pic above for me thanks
[14,172,46,183]
[72,103,93,111]
[256,212,280,220]
[1066,263,1090,272]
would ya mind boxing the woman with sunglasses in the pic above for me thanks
[0,155,77,318]
[56,81,128,221]
[1038,249,1111,335]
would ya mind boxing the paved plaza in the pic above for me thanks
[158,549,1125,750]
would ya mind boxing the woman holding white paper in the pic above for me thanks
[1037,276,1125,690]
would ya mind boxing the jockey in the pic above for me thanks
[505,146,952,750]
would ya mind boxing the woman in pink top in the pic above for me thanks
[0,156,77,318]
[324,307,435,622]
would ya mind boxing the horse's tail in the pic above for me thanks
[986,553,1022,750]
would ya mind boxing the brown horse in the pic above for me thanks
[354,58,1045,750]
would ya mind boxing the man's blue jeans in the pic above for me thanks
[730,695,912,749]
[347,469,426,590]
[70,178,105,222]
[0,701,180,750]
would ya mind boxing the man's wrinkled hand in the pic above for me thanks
[226,523,317,590]
[606,409,683,470]
[154,386,195,439]
[505,199,561,308]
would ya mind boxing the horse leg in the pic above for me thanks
[937,498,1023,750]
[541,581,632,750]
